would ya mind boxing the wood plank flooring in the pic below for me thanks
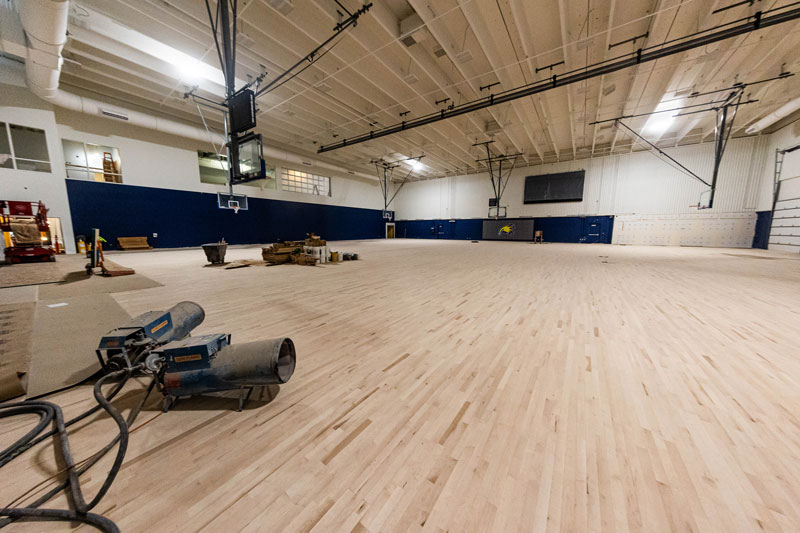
[3,240,800,532]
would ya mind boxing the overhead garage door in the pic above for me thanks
[769,175,800,253]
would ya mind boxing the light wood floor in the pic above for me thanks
[3,240,800,532]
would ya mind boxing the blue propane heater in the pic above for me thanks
[97,301,296,411]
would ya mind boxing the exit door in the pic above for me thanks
[581,216,609,243]
[435,220,454,239]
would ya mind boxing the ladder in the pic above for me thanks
[102,152,116,182]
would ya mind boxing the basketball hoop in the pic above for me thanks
[229,200,240,214]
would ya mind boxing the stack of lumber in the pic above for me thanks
[305,233,327,247]
[117,237,152,250]
[292,254,317,266]
[261,241,318,266]
[262,242,303,265]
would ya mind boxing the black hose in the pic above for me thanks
[1,363,131,466]
[0,366,154,532]
[1,508,120,532]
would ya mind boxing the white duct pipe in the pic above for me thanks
[745,97,800,135]
[18,0,374,181]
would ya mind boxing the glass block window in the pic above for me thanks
[281,168,331,196]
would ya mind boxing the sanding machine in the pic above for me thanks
[96,301,296,411]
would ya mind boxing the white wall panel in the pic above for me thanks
[396,136,766,221]
[613,213,756,248]
[0,87,76,253]
[758,121,800,253]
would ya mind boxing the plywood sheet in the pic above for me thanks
[25,293,131,398]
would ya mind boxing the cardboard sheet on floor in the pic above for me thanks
[0,301,35,400]
[0,261,64,288]
[39,272,162,300]
[25,293,131,398]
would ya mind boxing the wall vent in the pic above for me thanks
[237,32,255,49]
[454,50,473,63]
[602,83,616,96]
[399,13,425,47]
[266,0,294,15]
[301,160,313,166]
[484,119,502,135]
[433,45,446,58]
[100,108,129,121]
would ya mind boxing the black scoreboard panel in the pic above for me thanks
[524,170,585,204]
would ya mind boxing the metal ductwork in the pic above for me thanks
[16,0,375,181]
[745,97,800,135]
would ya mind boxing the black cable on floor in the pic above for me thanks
[0,366,154,532]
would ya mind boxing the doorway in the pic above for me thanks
[385,223,395,238]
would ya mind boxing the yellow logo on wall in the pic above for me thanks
[498,224,515,236]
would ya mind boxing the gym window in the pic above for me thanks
[197,151,276,188]
[62,140,122,183]
[0,122,51,172]
[281,168,331,196]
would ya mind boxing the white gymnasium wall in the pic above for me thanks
[612,213,756,247]
[395,136,768,222]
[0,81,77,253]
[758,120,800,252]
[1,61,383,253]
[54,109,382,211]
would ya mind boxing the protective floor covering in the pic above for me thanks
[38,271,162,300]
[0,301,35,401]
[25,293,131,398]
[0,261,64,288]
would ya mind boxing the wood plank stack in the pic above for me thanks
[117,237,152,250]
[305,233,326,247]
[262,241,309,265]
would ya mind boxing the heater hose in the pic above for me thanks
[0,366,153,532]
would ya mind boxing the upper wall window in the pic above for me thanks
[62,140,122,183]
[0,122,51,172]
[281,168,331,196]
[197,151,276,189]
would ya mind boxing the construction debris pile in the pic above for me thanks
[260,233,357,266]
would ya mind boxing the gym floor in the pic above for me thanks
[3,240,800,532]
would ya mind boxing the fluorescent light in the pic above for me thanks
[409,159,424,171]
[75,6,243,90]
[643,98,683,134]
[175,59,204,84]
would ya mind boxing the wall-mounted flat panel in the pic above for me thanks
[523,170,585,204]
[482,219,534,240]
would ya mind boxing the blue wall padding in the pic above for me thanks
[395,216,614,244]
[394,219,484,240]
[66,180,385,249]
[752,211,771,249]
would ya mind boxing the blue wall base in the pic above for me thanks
[395,216,614,244]
[66,180,385,249]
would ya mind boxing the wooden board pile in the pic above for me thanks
[261,241,305,265]
[305,233,326,247]
[260,234,335,266]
